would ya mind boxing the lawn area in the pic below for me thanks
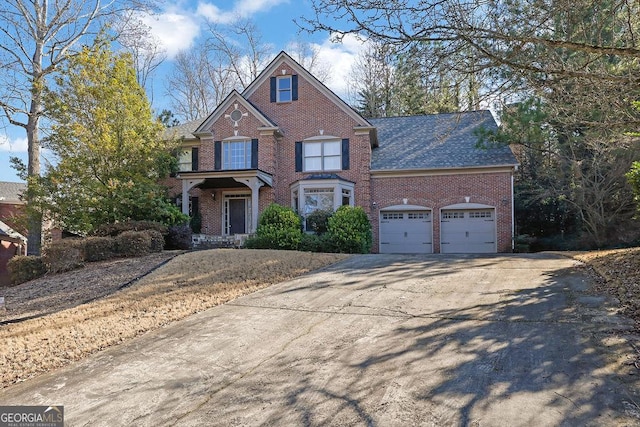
[0,249,349,389]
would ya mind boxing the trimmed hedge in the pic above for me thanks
[114,230,153,257]
[43,240,84,274]
[82,236,116,261]
[147,230,165,253]
[7,256,47,285]
[91,220,168,237]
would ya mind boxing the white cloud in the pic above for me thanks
[0,135,28,152]
[141,11,201,59]
[314,34,369,100]
[197,0,289,24]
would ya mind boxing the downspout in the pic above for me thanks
[511,167,517,251]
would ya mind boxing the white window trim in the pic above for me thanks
[222,138,252,170]
[302,137,342,172]
[291,179,355,231]
[277,75,292,103]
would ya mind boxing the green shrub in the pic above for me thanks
[255,203,302,250]
[165,223,192,250]
[43,240,84,274]
[146,229,165,252]
[114,230,152,257]
[327,206,372,254]
[242,235,271,249]
[82,236,116,261]
[299,233,335,253]
[305,209,333,235]
[7,256,47,285]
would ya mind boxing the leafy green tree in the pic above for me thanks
[34,41,186,234]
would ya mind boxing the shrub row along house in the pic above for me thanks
[164,51,519,254]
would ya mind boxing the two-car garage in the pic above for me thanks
[379,204,496,254]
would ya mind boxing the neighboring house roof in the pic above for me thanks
[0,219,26,244]
[164,118,206,141]
[0,181,26,204]
[370,111,518,171]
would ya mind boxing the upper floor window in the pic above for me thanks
[304,140,341,172]
[223,140,252,170]
[177,147,198,172]
[270,75,298,103]
[277,76,291,102]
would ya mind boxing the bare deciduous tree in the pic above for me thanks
[166,46,238,122]
[288,40,332,84]
[206,19,271,90]
[116,13,167,98]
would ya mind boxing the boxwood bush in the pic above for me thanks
[327,206,372,254]
[82,236,116,261]
[114,230,152,257]
[43,240,84,274]
[7,256,47,285]
[250,203,302,250]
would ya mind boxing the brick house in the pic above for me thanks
[0,182,27,286]
[164,51,518,253]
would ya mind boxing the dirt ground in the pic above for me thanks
[0,248,638,391]
[0,249,348,389]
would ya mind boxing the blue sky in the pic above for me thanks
[0,0,365,183]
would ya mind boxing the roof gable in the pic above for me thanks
[370,111,518,171]
[242,51,371,129]
[194,90,277,136]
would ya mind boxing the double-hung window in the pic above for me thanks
[223,140,252,170]
[177,147,198,172]
[304,140,341,172]
[277,76,292,102]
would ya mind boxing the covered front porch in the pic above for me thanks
[176,169,273,244]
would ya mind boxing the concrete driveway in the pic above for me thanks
[1,253,639,426]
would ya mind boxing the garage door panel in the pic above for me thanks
[440,209,496,253]
[380,211,432,254]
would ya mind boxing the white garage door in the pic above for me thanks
[379,210,433,253]
[440,209,496,253]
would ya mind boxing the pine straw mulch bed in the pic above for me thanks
[0,249,349,389]
[572,248,640,324]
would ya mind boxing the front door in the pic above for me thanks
[228,198,246,234]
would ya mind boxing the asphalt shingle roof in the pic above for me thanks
[369,111,518,170]
[0,181,26,203]
[163,118,206,140]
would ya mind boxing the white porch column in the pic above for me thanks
[234,177,264,233]
[181,178,205,215]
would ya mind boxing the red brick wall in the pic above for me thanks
[247,59,372,215]
[371,171,514,253]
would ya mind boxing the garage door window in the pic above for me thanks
[382,212,403,220]
[469,211,492,219]
[442,211,464,219]
[408,212,429,219]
